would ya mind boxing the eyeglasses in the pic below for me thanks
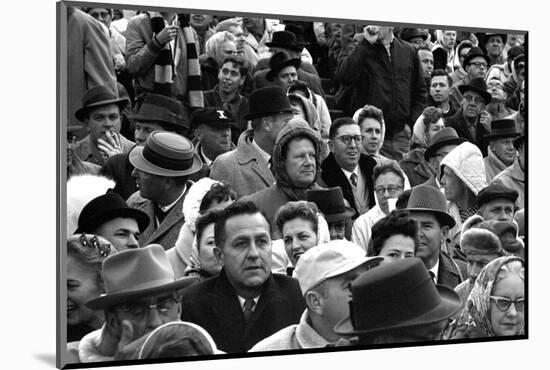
[469,62,488,69]
[490,296,525,312]
[336,135,363,145]
[463,95,485,104]
[79,233,111,257]
[115,295,181,318]
[374,185,403,195]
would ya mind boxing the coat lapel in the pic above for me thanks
[146,189,187,245]
[437,252,461,289]
[237,133,275,186]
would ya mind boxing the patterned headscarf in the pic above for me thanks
[464,255,525,337]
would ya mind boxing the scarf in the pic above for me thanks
[178,14,204,108]
[150,13,175,96]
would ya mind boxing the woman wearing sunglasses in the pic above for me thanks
[450,255,524,338]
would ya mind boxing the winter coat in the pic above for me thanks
[335,37,428,133]
[445,109,491,157]
[203,85,250,144]
[253,68,325,98]
[400,148,437,187]
[180,270,305,353]
[437,250,467,289]
[351,205,385,251]
[492,157,524,209]
[484,148,511,183]
[210,129,275,199]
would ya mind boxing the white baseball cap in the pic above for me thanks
[294,240,384,295]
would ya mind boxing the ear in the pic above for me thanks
[213,246,224,266]
[328,139,334,153]
[440,225,450,244]
[262,117,272,132]
[305,290,324,315]
[105,310,121,336]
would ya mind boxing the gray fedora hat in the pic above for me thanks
[403,184,456,228]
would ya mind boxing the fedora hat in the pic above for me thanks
[404,184,456,228]
[334,257,461,336]
[484,119,520,141]
[129,131,203,177]
[76,190,150,234]
[424,127,467,161]
[284,24,310,46]
[130,93,189,129]
[462,46,490,68]
[266,52,302,82]
[244,86,295,120]
[306,187,356,223]
[265,30,304,52]
[400,28,428,42]
[190,107,235,129]
[75,85,129,122]
[481,32,508,47]
[458,77,492,105]
[86,244,197,309]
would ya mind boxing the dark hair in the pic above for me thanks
[395,189,413,210]
[221,55,249,80]
[214,201,271,248]
[372,161,405,185]
[195,209,224,252]
[356,105,385,129]
[274,201,319,236]
[430,69,453,88]
[329,117,358,139]
[457,40,473,65]
[199,182,237,213]
[367,210,418,256]
[287,80,311,99]
[422,106,443,126]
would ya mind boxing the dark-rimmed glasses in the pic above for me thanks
[336,135,363,146]
[114,295,181,318]
[490,296,525,312]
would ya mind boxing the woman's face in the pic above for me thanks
[198,223,223,276]
[290,102,307,120]
[374,172,404,215]
[282,217,318,266]
[490,273,524,336]
[221,40,237,63]
[66,256,104,326]
[379,234,415,262]
[427,118,445,142]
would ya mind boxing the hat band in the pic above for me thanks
[84,93,119,106]
[137,103,183,125]
[142,145,194,171]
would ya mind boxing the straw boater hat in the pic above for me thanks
[75,85,129,122]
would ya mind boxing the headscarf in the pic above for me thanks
[411,114,430,148]
[463,255,525,337]
[205,31,236,66]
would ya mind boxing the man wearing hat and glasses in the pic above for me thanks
[75,190,150,251]
[334,257,462,344]
[449,46,490,107]
[210,86,294,199]
[483,119,521,182]
[250,241,383,351]
[67,245,197,363]
[73,85,135,167]
[102,93,191,199]
[127,131,203,249]
[306,187,356,241]
[403,185,467,289]
[492,134,525,209]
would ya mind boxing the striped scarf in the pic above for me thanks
[178,14,203,108]
[150,14,175,96]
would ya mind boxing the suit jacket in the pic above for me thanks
[180,270,305,353]
[445,109,491,157]
[127,185,191,249]
[320,153,376,216]
[210,129,275,199]
[437,251,467,290]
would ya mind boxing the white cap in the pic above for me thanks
[294,240,383,295]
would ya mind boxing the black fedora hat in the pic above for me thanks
[266,52,302,82]
[75,85,129,122]
[481,32,508,46]
[266,30,304,52]
[334,257,462,336]
[400,28,428,42]
[284,24,310,46]
[306,187,356,223]
[458,77,492,105]
[130,93,189,129]
[244,86,295,120]
[76,190,150,234]
[484,119,520,141]
[404,184,456,228]
[424,127,467,161]
[129,131,203,177]
[463,46,490,68]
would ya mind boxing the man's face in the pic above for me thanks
[418,49,434,78]
[88,8,112,27]
[461,90,485,119]
[328,220,347,240]
[134,122,164,146]
[275,66,298,90]
[282,217,318,266]
[198,124,232,160]
[84,104,121,143]
[487,79,506,102]
[466,254,495,284]
[430,76,450,104]
[131,168,166,201]
[479,198,515,222]
[218,61,245,95]
[490,137,517,166]
[466,56,488,79]
[442,30,457,49]
[67,256,103,326]
[410,212,447,266]
[429,144,457,174]
[440,166,463,203]
[359,118,382,155]
[374,171,404,215]
[189,14,213,30]
[329,124,361,172]
[112,293,182,341]
[94,217,140,251]
[284,137,317,188]
[267,112,293,142]
[215,213,272,292]
[486,35,504,57]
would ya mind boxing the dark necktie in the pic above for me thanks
[155,204,168,224]
[243,299,255,323]
[350,173,358,188]
[429,271,437,284]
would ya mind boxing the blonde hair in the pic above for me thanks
[495,260,525,284]
[205,31,236,65]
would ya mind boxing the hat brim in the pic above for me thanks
[266,59,302,82]
[86,277,197,310]
[128,114,188,129]
[334,284,462,336]
[458,85,492,104]
[484,132,521,141]
[129,146,203,177]
[265,42,304,52]
[244,107,296,121]
[405,208,456,228]
[75,98,129,122]
[324,208,357,223]
[424,138,468,161]
[75,207,150,235]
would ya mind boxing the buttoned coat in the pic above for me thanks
[210,129,275,199]
[445,109,491,157]
[437,251,467,290]
[180,270,305,353]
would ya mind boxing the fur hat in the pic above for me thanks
[460,228,504,257]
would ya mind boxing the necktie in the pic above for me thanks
[350,173,358,188]
[429,271,437,284]
[243,299,255,323]
[155,205,168,224]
